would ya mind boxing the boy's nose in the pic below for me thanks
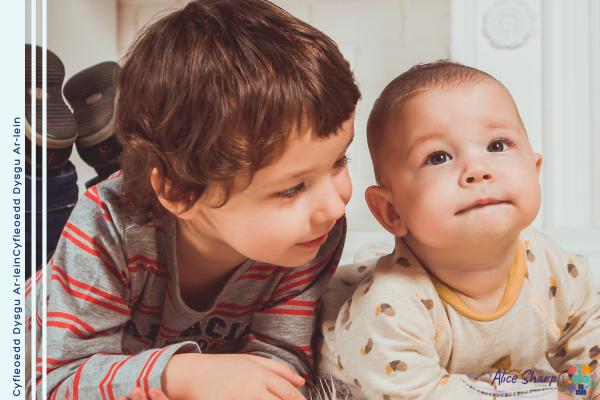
[312,185,347,225]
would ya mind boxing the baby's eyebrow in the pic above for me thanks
[406,132,444,158]
[486,121,524,134]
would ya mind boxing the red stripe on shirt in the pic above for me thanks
[107,356,134,400]
[52,274,130,318]
[48,321,98,340]
[61,230,127,289]
[52,264,128,308]
[99,360,119,400]
[215,299,267,311]
[235,273,272,281]
[258,309,315,316]
[143,346,170,392]
[278,247,334,286]
[272,272,321,298]
[48,312,110,337]
[136,349,161,389]
[72,358,92,400]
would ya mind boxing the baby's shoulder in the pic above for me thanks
[519,226,591,299]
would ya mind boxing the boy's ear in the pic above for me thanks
[365,186,408,237]
[150,168,199,220]
[534,153,543,177]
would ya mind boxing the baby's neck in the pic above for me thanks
[404,234,520,314]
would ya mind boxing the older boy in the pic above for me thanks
[317,61,600,399]
[27,0,361,399]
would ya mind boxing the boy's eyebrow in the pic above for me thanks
[269,133,355,186]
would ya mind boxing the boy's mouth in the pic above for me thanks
[297,233,330,248]
[297,225,335,248]
[456,198,510,214]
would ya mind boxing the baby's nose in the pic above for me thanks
[466,173,492,184]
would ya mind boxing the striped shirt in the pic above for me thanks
[26,172,345,399]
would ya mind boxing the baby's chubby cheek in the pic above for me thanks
[396,182,459,245]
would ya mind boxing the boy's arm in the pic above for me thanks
[543,254,600,399]
[236,217,347,390]
[28,187,200,399]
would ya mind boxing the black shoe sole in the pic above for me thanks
[63,61,120,147]
[25,44,78,149]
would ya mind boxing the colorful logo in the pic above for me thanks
[566,364,598,396]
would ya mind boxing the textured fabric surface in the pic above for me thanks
[26,172,345,399]
[318,226,600,400]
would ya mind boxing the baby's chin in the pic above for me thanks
[408,216,527,250]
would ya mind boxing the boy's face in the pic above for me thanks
[378,81,542,249]
[185,116,354,268]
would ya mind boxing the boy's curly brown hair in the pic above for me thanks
[115,0,361,224]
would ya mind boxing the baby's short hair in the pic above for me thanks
[367,60,495,184]
[115,0,361,223]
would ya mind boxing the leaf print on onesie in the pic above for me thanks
[361,277,373,296]
[386,360,408,375]
[416,293,434,310]
[376,303,396,316]
[549,277,557,299]
[524,241,535,262]
[590,345,600,360]
[439,367,450,385]
[567,259,579,278]
[555,340,569,358]
[361,338,373,355]
[337,355,343,371]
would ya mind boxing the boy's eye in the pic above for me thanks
[426,152,452,165]
[276,183,307,199]
[487,139,513,152]
[333,155,349,169]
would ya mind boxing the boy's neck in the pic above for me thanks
[176,218,248,271]
[175,219,248,311]
[403,233,520,314]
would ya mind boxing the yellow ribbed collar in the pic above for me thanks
[427,240,526,322]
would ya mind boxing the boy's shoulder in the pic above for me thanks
[78,171,162,233]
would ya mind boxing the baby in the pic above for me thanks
[317,61,600,400]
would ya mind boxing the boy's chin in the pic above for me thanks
[260,247,320,269]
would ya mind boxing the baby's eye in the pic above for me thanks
[487,140,510,152]
[276,183,307,199]
[426,152,452,165]
[333,155,349,169]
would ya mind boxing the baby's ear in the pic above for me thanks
[150,168,198,220]
[365,186,408,237]
[534,153,543,177]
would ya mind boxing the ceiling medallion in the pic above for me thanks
[483,0,534,49]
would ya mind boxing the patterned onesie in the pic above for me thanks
[317,226,600,400]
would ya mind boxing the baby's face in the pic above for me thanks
[381,80,542,249]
